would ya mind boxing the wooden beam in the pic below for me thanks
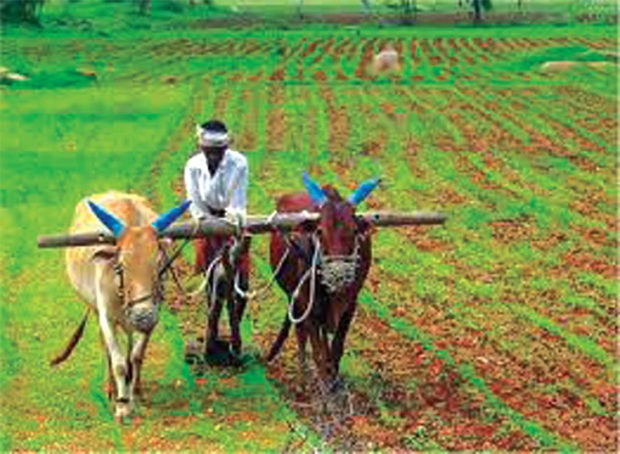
[37,211,447,248]
[37,232,116,249]
[360,211,447,227]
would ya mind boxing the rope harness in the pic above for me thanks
[166,213,363,330]
[287,234,321,324]
[318,234,361,294]
[112,262,162,322]
[287,232,362,325]
[204,254,223,312]
[112,220,200,321]
[195,211,284,307]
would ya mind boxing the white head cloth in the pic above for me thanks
[196,124,230,147]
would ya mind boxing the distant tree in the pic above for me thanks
[472,0,481,21]
[296,0,303,18]
[458,0,492,22]
[136,0,151,14]
[399,0,416,23]
[384,0,416,22]
[0,0,45,24]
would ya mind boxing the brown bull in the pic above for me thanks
[53,191,190,421]
[266,173,379,388]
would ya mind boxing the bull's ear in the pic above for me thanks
[348,177,381,205]
[302,171,327,206]
[87,200,125,237]
[90,247,118,264]
[152,200,191,233]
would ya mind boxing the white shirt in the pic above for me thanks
[184,149,248,220]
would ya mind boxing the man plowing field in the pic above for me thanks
[38,169,445,420]
[184,119,251,360]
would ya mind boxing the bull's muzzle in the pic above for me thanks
[127,303,158,333]
[319,256,359,293]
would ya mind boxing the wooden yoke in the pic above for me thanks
[37,211,447,248]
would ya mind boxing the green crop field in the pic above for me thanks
[1,0,618,451]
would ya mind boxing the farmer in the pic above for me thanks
[184,119,251,357]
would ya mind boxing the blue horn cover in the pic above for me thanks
[302,171,327,206]
[152,199,192,233]
[348,177,381,205]
[87,200,126,237]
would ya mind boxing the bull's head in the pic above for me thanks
[88,200,191,332]
[302,172,379,292]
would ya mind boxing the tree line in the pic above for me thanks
[1,0,495,25]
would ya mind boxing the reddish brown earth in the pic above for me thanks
[266,85,287,151]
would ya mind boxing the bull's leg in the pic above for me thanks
[230,267,249,357]
[295,324,309,393]
[97,310,131,420]
[206,297,224,355]
[205,270,225,356]
[266,314,291,362]
[330,307,355,377]
[235,236,251,326]
[95,276,131,421]
[99,330,114,400]
[319,326,338,390]
[106,350,115,400]
[227,294,241,357]
[308,323,330,383]
[129,330,151,400]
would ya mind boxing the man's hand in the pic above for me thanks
[225,209,246,237]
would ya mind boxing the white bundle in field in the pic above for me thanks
[372,44,401,76]
[0,66,28,82]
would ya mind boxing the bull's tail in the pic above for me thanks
[50,308,90,367]
[266,314,291,362]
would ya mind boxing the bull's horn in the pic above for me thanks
[348,177,381,205]
[152,200,191,233]
[302,171,327,206]
[87,200,125,237]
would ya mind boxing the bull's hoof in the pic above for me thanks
[185,339,205,365]
[329,376,345,393]
[206,338,230,355]
[114,400,133,424]
[227,351,244,368]
[204,339,233,366]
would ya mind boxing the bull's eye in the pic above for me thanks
[113,263,124,286]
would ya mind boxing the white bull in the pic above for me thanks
[52,191,190,421]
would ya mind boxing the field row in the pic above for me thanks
[6,35,617,87]
[153,75,618,450]
[1,28,616,451]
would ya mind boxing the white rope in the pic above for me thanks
[189,277,208,299]
[265,210,278,224]
[234,247,290,299]
[288,234,321,325]
[188,252,220,299]
[186,254,224,309]
[231,210,287,300]
[206,255,224,312]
